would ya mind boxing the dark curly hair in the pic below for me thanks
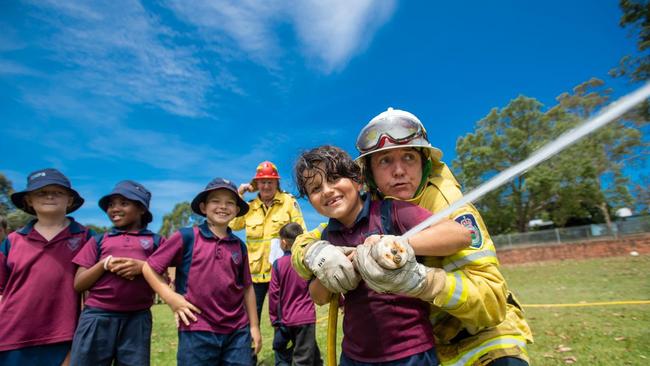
[294,145,362,198]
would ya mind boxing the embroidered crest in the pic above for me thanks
[139,238,152,250]
[455,214,483,249]
[231,251,241,264]
[67,237,82,251]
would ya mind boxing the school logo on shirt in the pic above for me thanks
[455,214,483,249]
[139,238,152,250]
[67,237,82,251]
[231,251,241,265]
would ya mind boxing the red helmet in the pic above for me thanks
[253,161,280,180]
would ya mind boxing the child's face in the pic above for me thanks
[25,185,73,216]
[303,166,363,228]
[200,189,240,227]
[106,195,145,231]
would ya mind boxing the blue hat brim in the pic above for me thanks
[98,191,153,225]
[10,183,84,215]
[191,187,249,218]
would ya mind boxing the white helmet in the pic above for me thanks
[355,107,442,161]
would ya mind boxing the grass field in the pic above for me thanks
[151,255,650,365]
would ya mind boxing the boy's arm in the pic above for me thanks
[74,262,108,292]
[408,219,471,256]
[72,236,106,292]
[142,263,201,327]
[309,278,332,306]
[244,285,262,354]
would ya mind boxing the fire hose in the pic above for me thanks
[325,82,650,366]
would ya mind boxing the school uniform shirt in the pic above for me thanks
[229,191,306,283]
[72,228,162,312]
[268,251,316,327]
[322,194,435,363]
[147,223,252,334]
[0,218,89,352]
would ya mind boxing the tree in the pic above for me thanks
[85,224,111,234]
[633,175,650,213]
[454,95,559,233]
[611,0,650,82]
[159,202,201,237]
[6,210,33,232]
[453,79,646,234]
[0,173,14,216]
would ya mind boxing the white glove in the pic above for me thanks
[356,235,445,301]
[304,240,360,294]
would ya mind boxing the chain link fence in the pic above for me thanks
[492,215,650,248]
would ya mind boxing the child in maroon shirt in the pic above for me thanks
[294,146,469,365]
[0,168,89,366]
[143,178,262,366]
[269,222,323,366]
[70,180,161,366]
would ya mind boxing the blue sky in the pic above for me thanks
[0,1,642,232]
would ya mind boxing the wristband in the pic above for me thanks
[103,255,113,270]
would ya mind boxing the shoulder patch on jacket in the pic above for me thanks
[455,214,483,249]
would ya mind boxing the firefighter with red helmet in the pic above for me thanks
[230,161,306,321]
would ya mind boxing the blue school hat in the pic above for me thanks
[191,178,249,217]
[98,180,153,224]
[10,168,85,215]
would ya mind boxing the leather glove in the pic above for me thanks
[304,240,360,294]
[355,235,446,302]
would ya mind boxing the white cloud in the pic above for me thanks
[0,59,41,76]
[23,0,216,117]
[290,0,397,72]
[165,0,397,73]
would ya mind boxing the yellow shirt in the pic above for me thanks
[230,191,305,283]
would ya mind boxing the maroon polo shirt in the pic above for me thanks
[0,218,89,351]
[268,252,316,327]
[73,228,162,312]
[147,223,252,334]
[324,195,435,363]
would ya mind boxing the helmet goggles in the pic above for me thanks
[355,107,442,161]
[356,115,428,154]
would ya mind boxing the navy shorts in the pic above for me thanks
[70,306,152,366]
[340,347,438,366]
[178,326,253,366]
[0,342,71,366]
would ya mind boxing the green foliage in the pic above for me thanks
[158,202,201,237]
[85,224,111,234]
[453,79,647,234]
[611,0,650,82]
[0,173,15,216]
[5,210,34,231]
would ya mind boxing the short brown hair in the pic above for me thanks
[294,145,362,198]
[279,222,304,244]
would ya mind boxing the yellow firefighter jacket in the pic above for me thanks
[291,161,532,365]
[230,191,306,283]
